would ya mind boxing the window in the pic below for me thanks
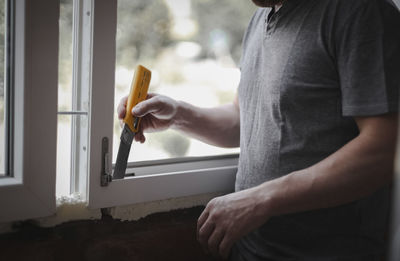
[57,0,90,198]
[113,0,254,163]
[1,0,254,214]
[87,0,255,208]
[57,0,74,197]
[0,0,58,222]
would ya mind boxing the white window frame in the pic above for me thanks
[57,0,91,198]
[0,0,58,222]
[87,0,237,209]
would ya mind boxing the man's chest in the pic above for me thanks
[238,7,340,113]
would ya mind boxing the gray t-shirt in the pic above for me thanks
[234,0,400,260]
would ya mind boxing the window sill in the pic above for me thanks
[88,155,238,209]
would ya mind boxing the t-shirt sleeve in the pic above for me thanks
[336,0,400,117]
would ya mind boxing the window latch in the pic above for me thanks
[101,137,112,186]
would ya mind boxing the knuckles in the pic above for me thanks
[208,210,220,222]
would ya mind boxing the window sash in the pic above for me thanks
[56,0,90,197]
[87,0,236,209]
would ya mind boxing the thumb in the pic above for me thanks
[131,97,162,117]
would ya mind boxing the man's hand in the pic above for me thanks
[117,93,178,143]
[197,188,270,259]
[118,93,241,147]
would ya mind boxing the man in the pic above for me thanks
[118,0,400,260]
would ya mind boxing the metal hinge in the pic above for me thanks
[101,137,112,186]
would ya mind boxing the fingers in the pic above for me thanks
[118,93,155,119]
[197,199,237,259]
[198,213,231,259]
[197,209,209,234]
[118,93,158,119]
[131,96,163,117]
[208,228,225,257]
[117,96,128,119]
[219,236,234,259]
[134,130,146,143]
[197,219,215,252]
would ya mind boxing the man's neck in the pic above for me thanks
[275,4,283,12]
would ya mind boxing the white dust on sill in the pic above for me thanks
[37,193,101,227]
[37,191,226,227]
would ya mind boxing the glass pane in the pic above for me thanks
[57,0,73,195]
[0,0,6,175]
[113,0,255,163]
[56,115,71,197]
[58,0,73,112]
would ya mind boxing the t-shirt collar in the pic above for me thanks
[275,0,303,16]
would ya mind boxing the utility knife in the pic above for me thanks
[113,65,151,179]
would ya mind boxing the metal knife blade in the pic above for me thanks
[113,124,135,179]
[112,65,151,180]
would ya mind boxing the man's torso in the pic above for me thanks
[235,0,400,259]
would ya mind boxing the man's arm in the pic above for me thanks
[118,93,240,147]
[171,96,240,148]
[197,113,398,258]
[263,113,397,215]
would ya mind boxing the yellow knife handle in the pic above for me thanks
[123,65,151,133]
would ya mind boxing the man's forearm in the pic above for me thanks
[253,114,397,218]
[171,101,240,148]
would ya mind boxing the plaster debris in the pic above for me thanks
[110,192,225,221]
[37,193,101,227]
[0,192,227,232]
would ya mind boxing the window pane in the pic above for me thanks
[56,115,72,196]
[113,0,255,163]
[58,0,73,112]
[57,0,73,195]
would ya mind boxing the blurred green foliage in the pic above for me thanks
[116,0,172,69]
[192,0,255,63]
[148,130,191,157]
[116,0,255,68]
[58,0,73,88]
